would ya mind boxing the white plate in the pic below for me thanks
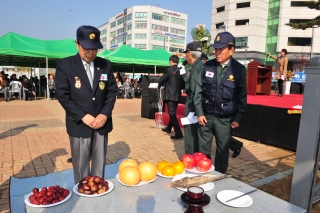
[157,170,185,178]
[185,165,215,174]
[24,189,72,208]
[217,190,253,208]
[171,174,214,192]
[73,180,114,197]
[116,174,157,187]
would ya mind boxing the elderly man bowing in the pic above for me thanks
[55,25,118,183]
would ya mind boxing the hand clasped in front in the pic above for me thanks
[82,114,108,129]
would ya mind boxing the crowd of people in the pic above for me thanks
[115,73,142,99]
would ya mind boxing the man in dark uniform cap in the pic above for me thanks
[194,32,246,173]
[55,25,118,183]
[180,42,204,154]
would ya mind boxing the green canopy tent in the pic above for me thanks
[0,32,78,99]
[102,45,172,75]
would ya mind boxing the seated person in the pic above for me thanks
[22,78,35,101]
[133,78,141,98]
[116,77,124,98]
[0,74,9,102]
[123,78,134,98]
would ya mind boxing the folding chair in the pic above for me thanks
[8,82,22,100]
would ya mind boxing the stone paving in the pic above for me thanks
[0,98,296,212]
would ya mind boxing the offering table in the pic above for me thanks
[25,175,305,213]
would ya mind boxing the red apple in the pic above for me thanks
[181,154,196,169]
[196,157,212,172]
[193,152,207,164]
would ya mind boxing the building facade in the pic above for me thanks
[97,6,188,53]
[211,0,320,67]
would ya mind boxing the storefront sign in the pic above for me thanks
[135,20,148,22]
[110,44,118,49]
[163,11,180,17]
[152,31,185,39]
[170,44,184,48]
[116,13,124,19]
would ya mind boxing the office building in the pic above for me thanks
[211,0,319,66]
[98,6,188,53]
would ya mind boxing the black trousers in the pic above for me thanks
[49,89,55,99]
[278,79,284,94]
[166,101,183,137]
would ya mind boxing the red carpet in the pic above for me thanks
[247,94,303,109]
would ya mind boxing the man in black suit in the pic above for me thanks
[158,55,184,140]
[55,25,118,184]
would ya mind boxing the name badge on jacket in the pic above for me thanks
[100,74,108,81]
[205,71,214,78]
[75,77,81,89]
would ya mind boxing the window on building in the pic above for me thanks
[152,13,169,22]
[288,37,311,46]
[127,24,132,31]
[235,37,248,49]
[151,35,166,41]
[117,37,125,43]
[170,38,185,44]
[216,22,224,29]
[110,40,116,45]
[170,28,185,35]
[127,34,132,40]
[127,13,132,20]
[117,27,126,34]
[135,33,147,39]
[152,24,168,32]
[101,37,107,42]
[134,44,147,49]
[235,19,249,26]
[117,17,125,25]
[102,45,106,50]
[291,1,309,7]
[171,17,186,25]
[237,2,250,8]
[111,21,116,28]
[135,12,148,18]
[110,31,116,37]
[217,6,225,13]
[100,29,107,35]
[135,23,147,29]
[289,19,312,23]
[151,45,166,50]
[169,47,184,53]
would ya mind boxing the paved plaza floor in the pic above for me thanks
[0,98,296,212]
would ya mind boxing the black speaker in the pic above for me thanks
[290,82,302,94]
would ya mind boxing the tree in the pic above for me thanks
[285,0,320,30]
[190,24,213,56]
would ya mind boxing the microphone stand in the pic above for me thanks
[150,86,165,129]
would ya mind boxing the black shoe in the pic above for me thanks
[170,135,183,140]
[67,158,72,163]
[278,94,282,97]
[232,143,243,158]
[162,128,171,133]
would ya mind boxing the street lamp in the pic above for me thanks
[311,25,319,59]
[218,25,228,32]
[244,46,249,66]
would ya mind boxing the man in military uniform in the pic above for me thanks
[194,32,247,173]
[180,42,204,154]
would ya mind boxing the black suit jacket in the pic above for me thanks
[55,54,118,137]
[158,65,184,102]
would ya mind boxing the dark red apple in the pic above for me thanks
[182,154,196,169]
[84,190,93,195]
[98,182,104,189]
[196,157,212,172]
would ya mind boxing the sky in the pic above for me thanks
[0,0,213,43]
